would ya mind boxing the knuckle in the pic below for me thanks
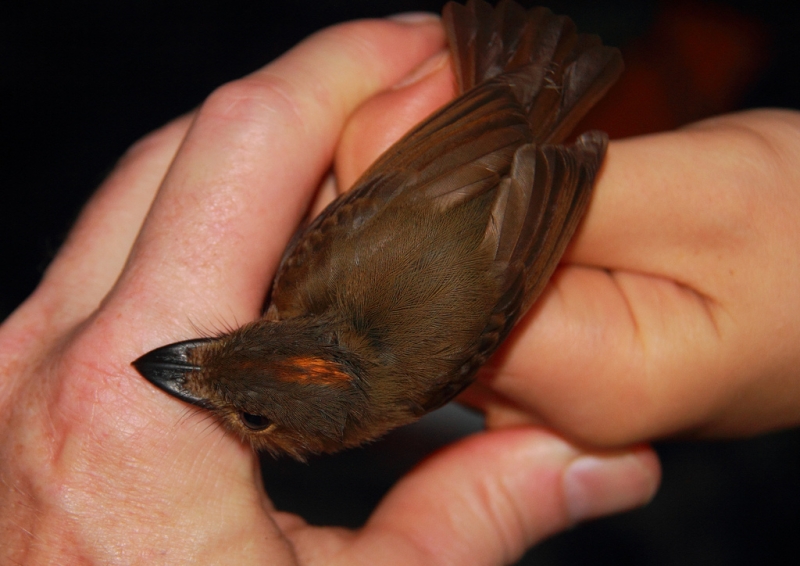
[714,111,800,238]
[703,110,800,192]
[318,20,382,62]
[193,19,409,135]
[199,74,304,129]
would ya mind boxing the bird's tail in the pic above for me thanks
[443,0,623,144]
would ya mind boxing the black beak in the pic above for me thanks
[132,338,215,408]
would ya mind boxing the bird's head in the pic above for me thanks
[132,319,368,459]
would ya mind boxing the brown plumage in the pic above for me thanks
[133,0,623,460]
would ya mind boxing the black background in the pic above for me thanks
[3,1,799,564]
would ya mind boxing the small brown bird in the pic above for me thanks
[133,0,623,459]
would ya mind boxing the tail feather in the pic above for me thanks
[443,0,623,143]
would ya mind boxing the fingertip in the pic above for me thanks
[562,444,661,524]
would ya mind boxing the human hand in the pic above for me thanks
[503,109,800,444]
[336,51,800,447]
[0,16,658,564]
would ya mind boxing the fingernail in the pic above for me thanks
[563,452,660,524]
[387,12,441,25]
[392,49,449,90]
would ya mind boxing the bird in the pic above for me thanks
[133,0,623,460]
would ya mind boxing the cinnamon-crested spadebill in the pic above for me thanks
[133,0,623,460]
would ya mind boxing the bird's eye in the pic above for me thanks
[240,412,271,431]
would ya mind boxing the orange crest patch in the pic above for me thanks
[282,356,352,386]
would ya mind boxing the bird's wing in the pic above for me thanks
[417,132,606,413]
[267,81,533,319]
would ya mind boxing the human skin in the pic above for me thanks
[0,16,658,565]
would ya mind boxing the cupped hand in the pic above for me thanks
[336,47,800,447]
[0,16,658,564]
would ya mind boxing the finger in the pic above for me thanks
[476,263,728,444]
[335,48,453,192]
[104,17,444,343]
[325,429,659,566]
[569,111,800,297]
[20,116,192,331]
[480,111,800,445]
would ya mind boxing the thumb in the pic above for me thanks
[355,428,659,565]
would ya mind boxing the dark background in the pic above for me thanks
[3,1,799,564]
